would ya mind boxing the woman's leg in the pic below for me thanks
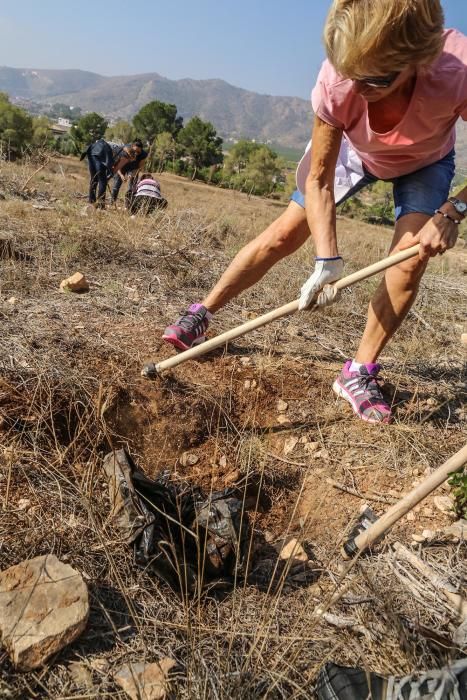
[203,200,309,312]
[96,166,108,209]
[88,157,98,204]
[354,212,429,363]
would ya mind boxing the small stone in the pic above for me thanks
[441,519,467,541]
[277,414,291,426]
[218,455,227,469]
[412,533,426,543]
[7,297,17,305]
[406,512,415,522]
[426,398,436,407]
[434,495,454,515]
[180,452,199,467]
[17,498,31,511]
[60,272,89,293]
[454,619,467,646]
[89,657,110,673]
[304,441,320,455]
[422,529,435,540]
[277,399,288,413]
[224,469,240,485]
[461,333,467,345]
[244,380,251,389]
[114,659,176,700]
[69,661,93,689]
[240,357,251,366]
[264,531,274,543]
[0,554,89,670]
[279,538,308,563]
[283,436,299,456]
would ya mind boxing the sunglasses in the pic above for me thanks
[357,72,400,88]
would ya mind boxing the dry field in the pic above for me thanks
[0,155,466,698]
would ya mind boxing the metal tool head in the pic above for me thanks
[141,362,160,379]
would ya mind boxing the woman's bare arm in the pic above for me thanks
[305,117,343,257]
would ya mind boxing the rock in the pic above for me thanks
[69,661,93,688]
[434,495,455,516]
[7,297,17,305]
[283,436,299,456]
[304,441,320,455]
[277,414,291,426]
[406,512,415,522]
[240,357,251,366]
[442,519,467,542]
[279,538,308,563]
[0,554,89,670]
[277,399,288,413]
[60,272,89,293]
[224,469,240,485]
[218,454,227,469]
[422,529,435,540]
[461,333,467,345]
[179,452,199,467]
[454,619,467,646]
[411,533,426,543]
[114,659,176,700]
[17,498,31,511]
[244,380,251,389]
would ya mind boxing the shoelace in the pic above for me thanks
[357,372,384,400]
[177,310,207,333]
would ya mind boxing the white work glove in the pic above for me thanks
[298,256,344,310]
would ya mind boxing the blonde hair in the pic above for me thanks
[324,0,445,79]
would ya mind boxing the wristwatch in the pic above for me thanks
[447,197,467,218]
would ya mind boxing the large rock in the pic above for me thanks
[114,659,176,700]
[60,272,89,293]
[0,554,89,670]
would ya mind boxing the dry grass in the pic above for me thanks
[0,155,466,698]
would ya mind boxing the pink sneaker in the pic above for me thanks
[333,361,391,424]
[162,304,210,351]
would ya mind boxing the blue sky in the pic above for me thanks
[0,1,465,99]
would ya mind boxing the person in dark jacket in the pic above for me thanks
[81,139,143,209]
[110,143,148,207]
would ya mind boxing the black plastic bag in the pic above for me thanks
[103,450,250,594]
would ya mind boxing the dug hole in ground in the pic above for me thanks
[0,154,466,698]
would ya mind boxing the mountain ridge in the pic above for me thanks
[0,66,313,149]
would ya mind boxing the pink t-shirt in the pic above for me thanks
[311,29,467,179]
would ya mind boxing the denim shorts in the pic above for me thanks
[290,149,456,220]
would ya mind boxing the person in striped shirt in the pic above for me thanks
[129,173,168,215]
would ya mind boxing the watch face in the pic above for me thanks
[450,198,467,213]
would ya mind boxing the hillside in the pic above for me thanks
[0,156,466,697]
[0,66,312,149]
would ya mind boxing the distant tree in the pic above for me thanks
[133,101,182,143]
[48,103,82,121]
[223,139,261,175]
[0,94,33,159]
[70,112,108,153]
[150,131,179,171]
[242,145,283,195]
[31,116,54,149]
[105,120,136,144]
[177,116,223,179]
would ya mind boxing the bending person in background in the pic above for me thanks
[129,173,168,215]
[110,141,148,208]
[162,0,467,425]
[82,139,143,209]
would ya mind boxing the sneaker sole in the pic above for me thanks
[332,379,390,425]
[162,334,206,352]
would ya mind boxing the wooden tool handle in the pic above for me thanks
[343,442,467,558]
[145,244,420,376]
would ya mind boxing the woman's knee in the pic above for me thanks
[256,211,309,259]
